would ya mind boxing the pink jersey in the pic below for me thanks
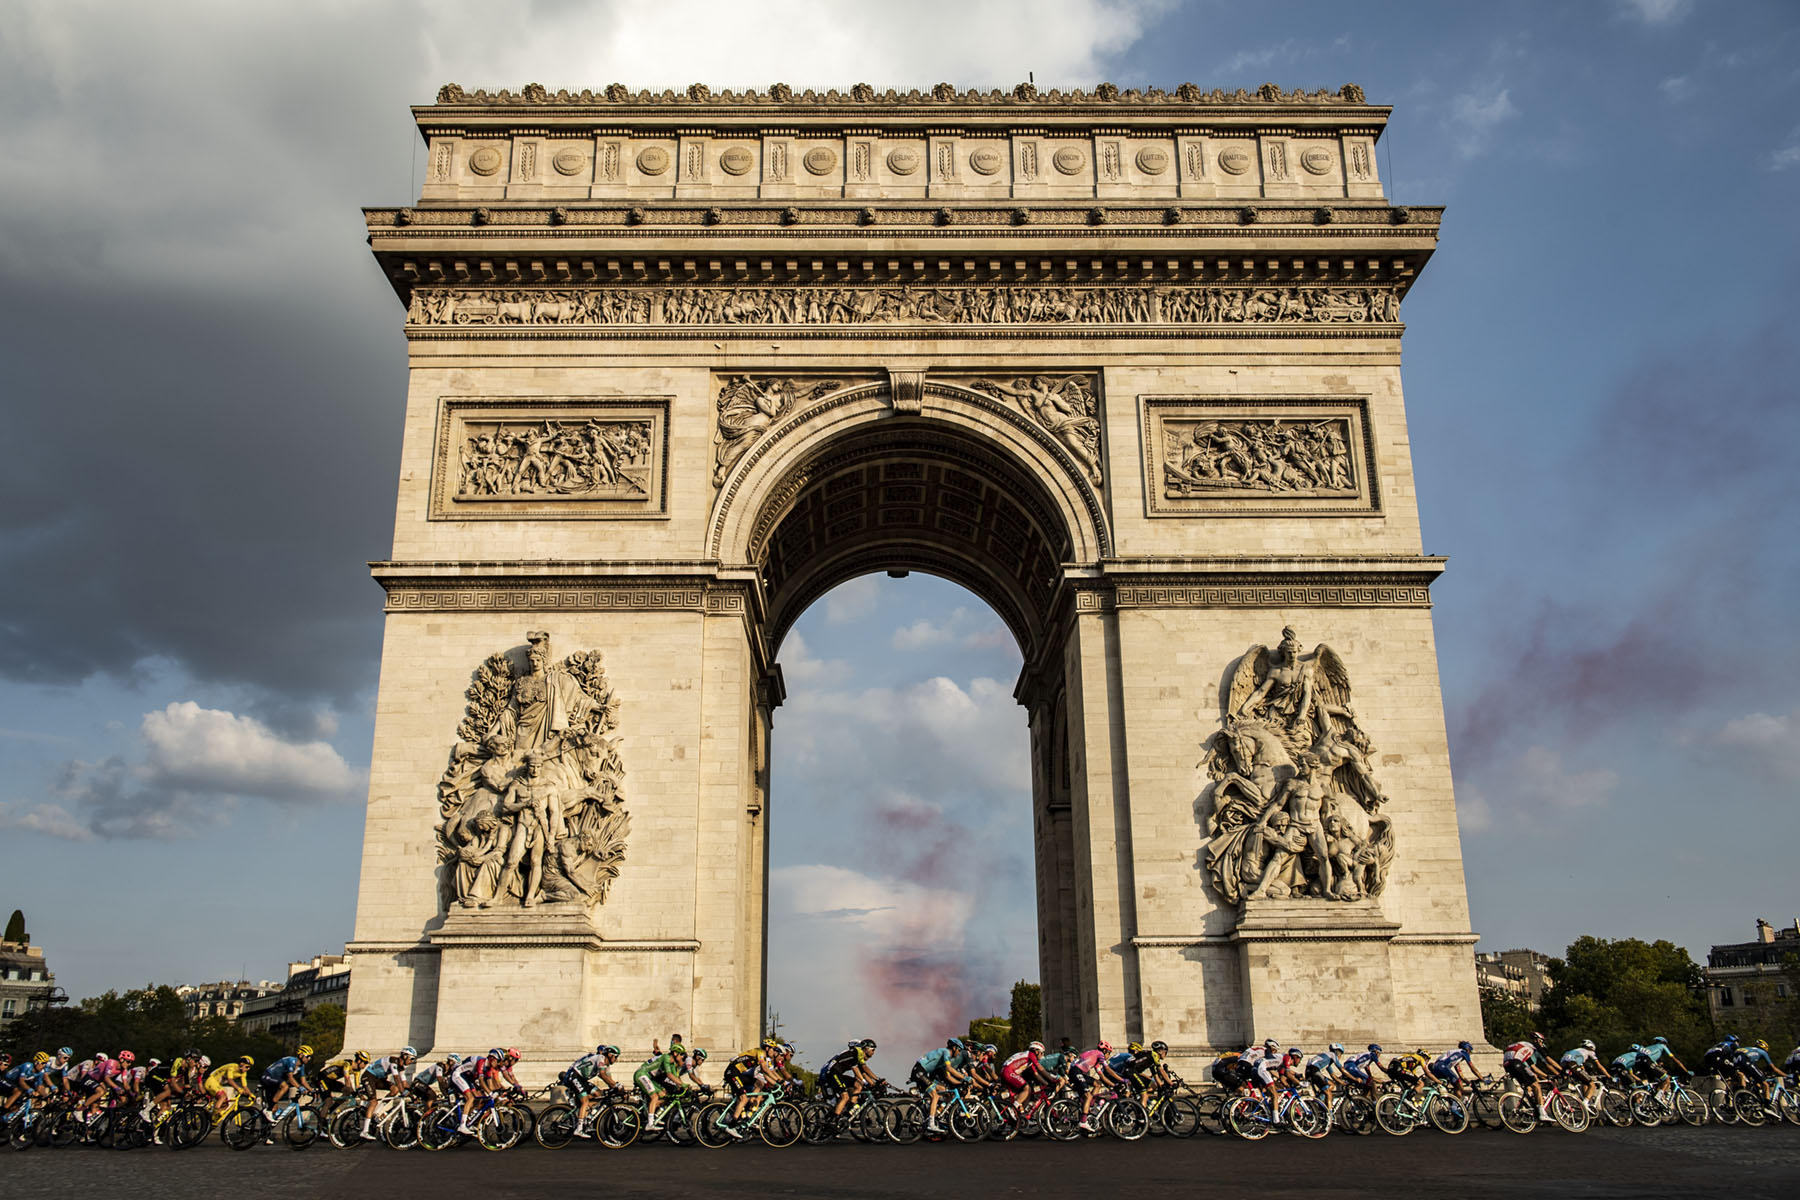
[1074,1049,1106,1074]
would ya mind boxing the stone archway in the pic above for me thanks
[343,82,1484,1077]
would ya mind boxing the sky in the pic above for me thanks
[2,0,1797,1060]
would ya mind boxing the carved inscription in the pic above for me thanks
[409,285,1402,328]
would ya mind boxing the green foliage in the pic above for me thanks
[968,1017,1012,1054]
[4,909,24,943]
[1479,986,1535,1046]
[1539,936,1711,1060]
[299,1004,345,1061]
[0,984,283,1070]
[1008,980,1042,1047]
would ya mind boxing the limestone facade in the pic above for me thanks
[344,81,1483,1077]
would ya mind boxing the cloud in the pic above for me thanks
[777,632,851,688]
[1769,130,1800,171]
[1446,83,1518,158]
[1461,747,1618,832]
[1617,0,1690,25]
[784,675,1028,794]
[21,702,362,840]
[1211,34,1354,79]
[891,605,1013,651]
[1658,75,1691,103]
[823,576,880,625]
[1707,710,1800,782]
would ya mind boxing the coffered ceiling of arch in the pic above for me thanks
[753,424,1074,658]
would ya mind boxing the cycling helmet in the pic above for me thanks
[0,1053,9,1066]
[1263,1038,1278,1050]
[118,1050,136,1064]
[488,1047,504,1059]
[860,1038,877,1050]
[1582,1039,1595,1051]
[1368,1044,1382,1054]
[1459,1041,1473,1053]
[402,1046,418,1058]
[1028,1041,1045,1054]
[187,1047,201,1060]
[1097,1040,1113,1054]
[765,1037,782,1050]
[1652,1036,1669,1046]
[946,1037,963,1051]
[504,1047,520,1062]
[297,1044,314,1057]
[238,1055,255,1067]
[198,1056,211,1069]
[1755,1038,1769,1052]
[351,1050,369,1063]
[1128,1042,1145,1054]
[57,1047,73,1058]
[692,1049,708,1061]
[147,1058,163,1069]
[33,1052,51,1066]
[1151,1040,1168,1055]
[1529,1031,1545,1046]
[597,1044,617,1057]
[1288,1047,1302,1058]
[982,1044,998,1056]
[1629,1044,1644,1053]
[1329,1043,1345,1055]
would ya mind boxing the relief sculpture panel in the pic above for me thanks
[1200,627,1396,908]
[1140,397,1376,516]
[437,631,631,913]
[432,398,669,519]
[960,374,1104,485]
[713,375,861,484]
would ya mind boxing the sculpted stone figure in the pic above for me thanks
[458,419,651,499]
[713,377,844,484]
[970,376,1104,484]
[1201,628,1395,906]
[436,633,632,911]
[1163,418,1354,498]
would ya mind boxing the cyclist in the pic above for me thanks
[1559,1039,1607,1104]
[1306,1043,1349,1102]
[412,1055,456,1104]
[1430,1041,1481,1097]
[205,1055,254,1118]
[37,1048,74,1100]
[820,1039,881,1127]
[1275,1046,1307,1093]
[1784,1043,1800,1080]
[261,1045,312,1132]
[1343,1044,1387,1096]
[1000,1041,1057,1105]
[1,1051,49,1114]
[560,1044,620,1138]
[639,1039,691,1132]
[1636,1035,1690,1083]
[1240,1039,1283,1104]
[1502,1033,1556,1119]
[1733,1039,1777,1101]
[1386,1047,1431,1103]
[1210,1047,1252,1095]
[315,1051,367,1110]
[86,1050,135,1116]
[913,1037,972,1135]
[357,1047,417,1141]
[447,1052,485,1133]
[1135,1040,1175,1092]
[967,1043,1002,1097]
[1700,1034,1738,1082]
[150,1049,203,1119]
[122,1054,153,1103]
[1609,1044,1647,1087]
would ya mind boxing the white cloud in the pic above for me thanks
[892,605,1014,651]
[0,800,93,841]
[1658,75,1692,103]
[1618,0,1690,25]
[823,575,880,624]
[1769,132,1800,172]
[785,674,1027,795]
[777,632,851,688]
[1711,709,1800,780]
[1457,785,1494,834]
[23,701,363,840]
[1447,84,1518,159]
[1458,746,1618,835]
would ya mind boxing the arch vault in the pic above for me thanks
[344,81,1483,1076]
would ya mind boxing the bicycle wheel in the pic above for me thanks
[853,1100,889,1143]
[1468,1089,1504,1131]
[1731,1090,1768,1128]
[1225,1096,1269,1140]
[598,1101,642,1149]
[417,1105,462,1152]
[381,1103,421,1149]
[1627,1089,1662,1127]
[1776,1090,1800,1126]
[1549,1093,1588,1133]
[7,1110,35,1151]
[1673,1087,1705,1127]
[885,1098,924,1145]
[1706,1086,1737,1125]
[1374,1093,1414,1136]
[758,1100,804,1148]
[284,1105,324,1150]
[661,1106,697,1147]
[535,1103,577,1148]
[1158,1095,1202,1138]
[1598,1090,1633,1128]
[1288,1097,1329,1139]
[948,1104,988,1142]
[329,1105,364,1149]
[221,1109,263,1151]
[1337,1093,1378,1135]
[1498,1093,1538,1134]
[1106,1098,1149,1141]
[797,1101,835,1146]
[693,1101,735,1149]
[1196,1092,1229,1136]
[90,1110,119,1149]
[1425,1092,1469,1135]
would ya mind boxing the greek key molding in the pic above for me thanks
[384,585,716,614]
[1072,577,1436,610]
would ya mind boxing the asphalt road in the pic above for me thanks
[4,1125,1799,1199]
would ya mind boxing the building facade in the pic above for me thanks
[238,954,351,1041]
[344,79,1484,1076]
[1706,918,1800,1021]
[1474,949,1553,1008]
[0,932,54,1031]
[177,980,280,1021]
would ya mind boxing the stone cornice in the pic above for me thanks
[1065,555,1445,611]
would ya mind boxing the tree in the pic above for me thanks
[4,909,24,943]
[1539,937,1710,1060]
[1008,980,1042,1049]
[298,1004,345,1060]
[968,1017,1011,1053]
[1479,986,1535,1047]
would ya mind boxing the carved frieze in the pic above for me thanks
[431,82,1375,107]
[406,285,1403,329]
[1140,397,1378,516]
[432,397,669,519]
[438,631,631,913]
[1200,627,1395,908]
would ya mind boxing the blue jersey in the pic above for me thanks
[917,1048,952,1074]
[1345,1051,1380,1077]
[262,1056,303,1084]
[1308,1051,1341,1073]
[1038,1051,1069,1076]
[1433,1048,1472,1073]
[1611,1052,1641,1073]
[1638,1042,1674,1063]
[1107,1051,1135,1075]
[1737,1047,1774,1069]
[3,1062,41,1088]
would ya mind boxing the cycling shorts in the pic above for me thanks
[1248,1059,1274,1086]
[725,1066,758,1097]
[1305,1065,1332,1090]
[449,1069,477,1095]
[561,1069,597,1096]
[260,1078,284,1105]
[999,1067,1028,1092]
[1502,1060,1536,1088]
[1429,1063,1458,1084]
[824,1070,856,1095]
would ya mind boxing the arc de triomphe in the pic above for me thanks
[343,80,1482,1071]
